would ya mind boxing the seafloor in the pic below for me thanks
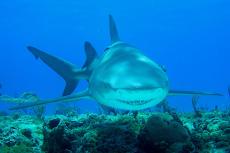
[0,110,230,153]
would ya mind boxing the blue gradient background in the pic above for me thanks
[0,0,229,113]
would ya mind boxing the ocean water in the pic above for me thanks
[0,0,229,113]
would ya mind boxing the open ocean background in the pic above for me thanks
[0,0,229,113]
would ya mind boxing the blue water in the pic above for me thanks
[0,0,229,113]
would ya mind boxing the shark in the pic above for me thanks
[9,15,222,110]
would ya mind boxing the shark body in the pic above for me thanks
[10,15,222,110]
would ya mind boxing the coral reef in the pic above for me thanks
[42,114,142,153]
[0,115,43,153]
[0,110,230,153]
[138,114,192,153]
[188,111,230,152]
[0,93,46,120]
[54,103,80,117]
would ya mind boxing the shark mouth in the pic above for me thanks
[113,87,164,106]
[117,98,155,105]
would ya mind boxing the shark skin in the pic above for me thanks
[9,15,222,111]
[88,41,169,110]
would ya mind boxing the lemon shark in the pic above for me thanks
[10,15,222,110]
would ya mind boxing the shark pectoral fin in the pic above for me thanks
[27,46,87,95]
[63,80,79,96]
[82,41,98,69]
[168,90,223,96]
[9,90,90,110]
[109,15,120,43]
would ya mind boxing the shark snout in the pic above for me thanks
[127,67,169,91]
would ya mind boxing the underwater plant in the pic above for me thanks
[160,100,183,125]
[98,104,118,115]
[32,105,45,120]
[192,95,202,117]
[0,92,38,104]
[54,103,80,116]
[0,143,34,153]
[0,92,45,119]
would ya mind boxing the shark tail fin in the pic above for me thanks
[27,46,87,96]
[9,90,90,110]
[82,41,98,70]
[168,90,223,96]
[109,15,120,43]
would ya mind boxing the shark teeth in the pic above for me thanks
[113,88,164,106]
[118,98,154,105]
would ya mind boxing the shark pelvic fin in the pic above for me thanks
[27,46,87,96]
[109,15,120,43]
[168,90,223,96]
[82,41,98,69]
[9,90,90,110]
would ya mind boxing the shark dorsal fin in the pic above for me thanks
[82,41,98,69]
[109,15,120,43]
